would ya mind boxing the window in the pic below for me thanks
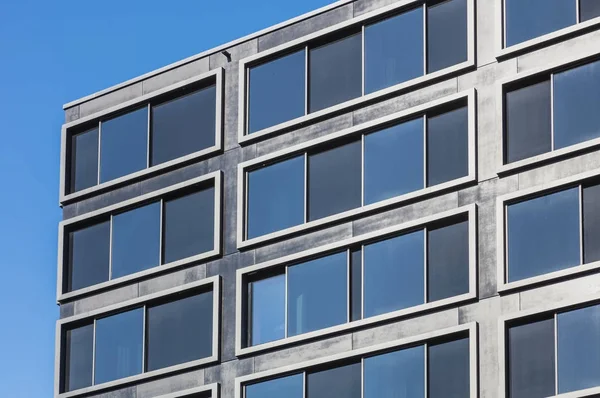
[247,274,285,346]
[63,324,93,392]
[581,0,600,22]
[246,374,303,398]
[427,0,468,73]
[428,337,470,397]
[364,346,424,397]
[307,363,361,398]
[69,127,98,193]
[67,221,110,292]
[583,183,600,263]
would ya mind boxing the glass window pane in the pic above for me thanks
[350,249,362,322]
[287,252,347,336]
[364,119,424,205]
[151,85,216,165]
[63,324,93,392]
[427,106,469,186]
[70,128,98,193]
[429,338,470,398]
[364,346,425,398]
[308,141,361,221]
[94,308,143,385]
[364,231,424,318]
[581,0,600,21]
[111,202,161,279]
[309,33,362,113]
[68,221,110,292]
[248,156,304,239]
[558,304,600,393]
[246,374,303,398]
[505,80,552,163]
[364,8,424,94]
[248,50,306,133]
[508,319,556,398]
[248,274,285,346]
[146,292,213,372]
[505,0,576,47]
[427,0,468,73]
[428,219,469,302]
[307,363,361,398]
[584,183,600,263]
[507,188,580,282]
[163,188,214,264]
[554,60,600,149]
[100,107,148,183]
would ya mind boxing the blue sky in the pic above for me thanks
[0,0,334,395]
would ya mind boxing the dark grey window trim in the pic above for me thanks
[237,0,476,144]
[236,205,477,356]
[237,90,476,249]
[59,68,224,205]
[235,322,478,398]
[154,383,219,398]
[54,277,221,398]
[57,171,222,303]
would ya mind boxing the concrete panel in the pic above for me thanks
[138,263,207,297]
[517,150,600,189]
[476,0,497,67]
[139,162,208,195]
[204,358,254,398]
[59,302,74,319]
[222,152,240,256]
[62,204,77,220]
[79,82,144,118]
[142,58,210,95]
[474,200,498,299]
[76,182,142,216]
[65,106,80,123]
[209,40,259,70]
[519,273,600,311]
[353,0,397,17]
[136,369,204,398]
[86,386,137,398]
[73,283,138,315]
[458,175,518,206]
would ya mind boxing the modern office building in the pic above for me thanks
[55,0,600,397]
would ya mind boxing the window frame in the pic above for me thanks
[154,383,220,398]
[54,277,221,398]
[237,89,476,249]
[237,0,476,144]
[236,205,477,356]
[235,322,478,398]
[57,171,222,303]
[59,68,224,205]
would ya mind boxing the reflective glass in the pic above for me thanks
[307,363,361,398]
[581,0,600,21]
[151,85,216,165]
[429,338,470,398]
[100,107,148,183]
[364,8,423,94]
[507,188,580,282]
[364,231,424,318]
[350,249,362,322]
[63,324,93,392]
[68,221,110,292]
[248,50,306,133]
[364,346,425,398]
[248,274,285,346]
[287,252,347,336]
[505,0,575,47]
[246,374,303,398]
[584,183,600,263]
[427,106,468,186]
[70,128,98,193]
[427,0,468,73]
[247,156,304,238]
[364,118,424,205]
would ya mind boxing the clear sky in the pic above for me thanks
[0,0,335,395]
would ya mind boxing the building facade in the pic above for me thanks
[55,0,600,397]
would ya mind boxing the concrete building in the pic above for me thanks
[55,0,600,397]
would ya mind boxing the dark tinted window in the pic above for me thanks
[364,119,424,205]
[581,0,600,21]
[287,252,347,336]
[557,305,600,393]
[427,106,469,186]
[584,183,600,263]
[507,188,580,282]
[505,80,552,163]
[427,0,468,73]
[350,249,362,322]
[151,85,216,165]
[508,319,555,398]
[505,0,575,47]
[146,292,213,371]
[163,188,214,264]
[100,107,148,183]
[246,374,303,398]
[94,309,143,385]
[248,156,305,238]
[308,141,361,221]
[364,8,423,94]
[554,60,600,149]
[428,219,469,301]
[248,50,306,133]
[70,128,98,193]
[364,231,424,318]
[111,203,161,279]
[364,346,425,398]
[248,274,285,346]
[63,324,93,392]
[68,221,110,292]
[429,338,470,398]
[309,33,362,112]
[307,363,361,398]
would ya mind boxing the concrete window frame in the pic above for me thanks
[235,322,478,398]
[59,68,224,205]
[498,294,600,398]
[495,0,600,59]
[154,383,219,398]
[235,205,477,356]
[237,89,477,249]
[56,171,222,303]
[237,0,476,144]
[54,277,221,398]
[496,167,600,294]
[496,52,600,176]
